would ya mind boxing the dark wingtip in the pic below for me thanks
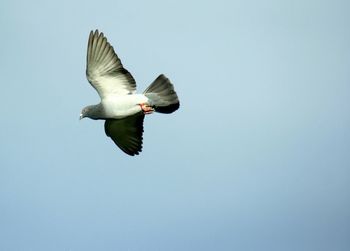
[122,149,142,156]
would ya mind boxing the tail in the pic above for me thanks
[143,74,180,114]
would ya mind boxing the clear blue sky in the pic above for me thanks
[1,0,349,250]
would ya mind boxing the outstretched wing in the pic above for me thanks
[104,112,145,156]
[86,30,136,99]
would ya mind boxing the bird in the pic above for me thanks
[80,30,180,156]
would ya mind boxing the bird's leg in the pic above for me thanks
[139,103,154,115]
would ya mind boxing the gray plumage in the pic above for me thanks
[104,113,145,156]
[144,74,180,113]
[80,30,180,156]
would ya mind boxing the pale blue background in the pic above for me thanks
[1,0,349,250]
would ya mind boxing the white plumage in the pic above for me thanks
[80,30,180,156]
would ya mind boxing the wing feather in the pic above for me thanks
[104,112,145,156]
[86,30,136,99]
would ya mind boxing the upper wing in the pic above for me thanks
[86,30,136,99]
[104,112,145,156]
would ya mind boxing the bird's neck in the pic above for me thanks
[87,104,105,120]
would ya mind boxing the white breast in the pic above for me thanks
[101,94,148,119]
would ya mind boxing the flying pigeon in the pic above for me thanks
[80,30,180,156]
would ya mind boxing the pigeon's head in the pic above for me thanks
[80,105,96,120]
[80,107,89,120]
[80,104,103,120]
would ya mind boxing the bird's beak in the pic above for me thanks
[79,114,83,120]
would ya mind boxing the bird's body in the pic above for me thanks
[87,94,148,120]
[102,94,148,119]
[80,30,180,155]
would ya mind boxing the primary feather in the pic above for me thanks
[86,30,136,99]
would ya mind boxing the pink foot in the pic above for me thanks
[139,103,154,115]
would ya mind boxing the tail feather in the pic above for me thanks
[143,74,180,114]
